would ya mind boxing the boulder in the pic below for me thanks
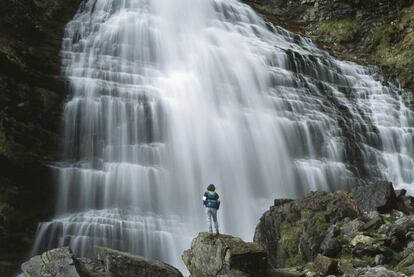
[396,195,414,215]
[21,247,80,277]
[269,268,305,276]
[313,254,338,275]
[402,241,414,259]
[351,181,396,213]
[254,191,360,268]
[95,247,182,277]
[350,235,374,247]
[355,266,401,277]
[342,218,363,241]
[182,232,267,277]
[338,259,355,275]
[320,225,341,257]
[360,216,384,231]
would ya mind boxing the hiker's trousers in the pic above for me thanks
[206,207,219,232]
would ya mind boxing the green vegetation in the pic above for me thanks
[318,18,361,42]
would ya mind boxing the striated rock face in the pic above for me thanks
[182,232,267,277]
[95,247,183,277]
[243,0,414,91]
[254,190,360,267]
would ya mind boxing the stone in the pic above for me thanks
[313,254,338,275]
[351,181,396,213]
[355,266,401,277]
[360,216,384,231]
[402,241,414,259]
[182,233,267,277]
[373,254,385,266]
[269,268,304,276]
[21,247,80,277]
[338,259,355,275]
[96,247,183,277]
[350,235,374,246]
[396,195,414,215]
[254,191,360,268]
[352,244,386,257]
[395,189,407,198]
[343,218,363,240]
[274,199,294,206]
[320,225,342,257]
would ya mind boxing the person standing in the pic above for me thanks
[203,184,220,235]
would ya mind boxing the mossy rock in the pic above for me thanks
[255,191,361,268]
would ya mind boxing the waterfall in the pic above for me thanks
[32,0,414,271]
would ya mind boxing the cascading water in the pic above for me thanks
[32,0,414,271]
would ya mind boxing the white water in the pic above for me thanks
[32,0,414,271]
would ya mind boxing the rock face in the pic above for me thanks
[254,190,360,267]
[96,247,183,277]
[254,182,414,276]
[243,0,414,91]
[21,247,80,277]
[0,0,81,275]
[182,233,267,277]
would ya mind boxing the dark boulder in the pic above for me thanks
[320,225,342,257]
[351,181,396,213]
[313,254,338,275]
[254,191,360,268]
[182,232,267,277]
[95,247,183,277]
[396,195,414,215]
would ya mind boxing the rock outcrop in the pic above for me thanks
[22,246,183,277]
[254,190,360,267]
[182,232,267,277]
[0,0,81,275]
[254,181,414,276]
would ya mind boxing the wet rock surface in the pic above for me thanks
[182,232,267,277]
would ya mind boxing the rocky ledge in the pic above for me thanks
[183,232,267,276]
[22,181,414,277]
[255,181,414,276]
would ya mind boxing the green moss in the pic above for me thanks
[318,18,361,42]
[278,221,302,266]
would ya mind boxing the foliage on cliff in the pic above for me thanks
[244,0,414,91]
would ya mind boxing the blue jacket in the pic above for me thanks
[203,191,220,209]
